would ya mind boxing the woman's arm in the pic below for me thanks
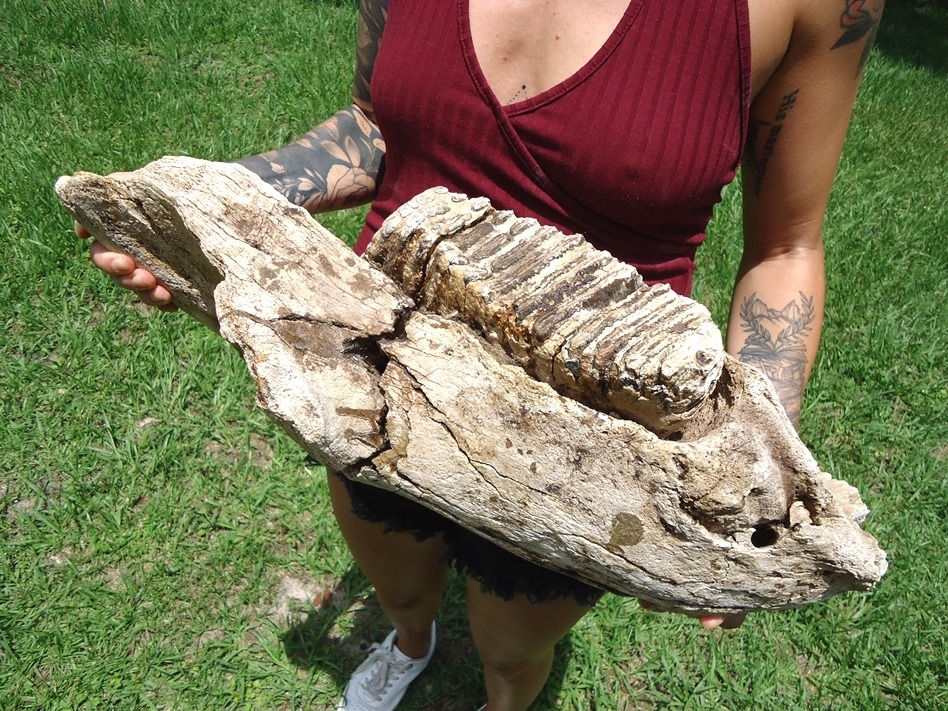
[234,0,389,212]
[79,0,390,307]
[727,0,885,428]
[234,104,385,213]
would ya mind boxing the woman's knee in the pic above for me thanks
[374,573,448,613]
[476,641,555,683]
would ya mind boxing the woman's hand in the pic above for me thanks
[75,220,177,312]
[638,599,748,629]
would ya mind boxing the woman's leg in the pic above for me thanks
[327,472,450,658]
[466,578,593,711]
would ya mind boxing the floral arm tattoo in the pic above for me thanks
[234,107,385,212]
[736,292,816,426]
[354,0,388,112]
[234,0,389,212]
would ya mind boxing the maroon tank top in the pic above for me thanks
[355,0,751,297]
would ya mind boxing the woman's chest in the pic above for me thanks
[468,0,799,105]
[375,0,756,240]
[468,0,631,105]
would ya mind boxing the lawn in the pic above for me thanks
[1,1,946,709]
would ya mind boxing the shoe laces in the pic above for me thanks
[354,643,414,702]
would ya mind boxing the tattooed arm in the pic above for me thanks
[731,0,885,424]
[77,0,389,308]
[235,0,388,213]
[234,105,385,213]
[728,0,884,427]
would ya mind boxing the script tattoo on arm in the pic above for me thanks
[744,89,799,197]
[832,0,885,74]
[736,292,816,426]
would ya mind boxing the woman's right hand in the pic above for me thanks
[75,221,178,311]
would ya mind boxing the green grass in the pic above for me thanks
[2,1,947,709]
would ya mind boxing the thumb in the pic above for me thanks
[74,220,91,239]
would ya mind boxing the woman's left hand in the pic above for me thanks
[638,599,748,629]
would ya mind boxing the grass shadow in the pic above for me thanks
[875,0,948,74]
[280,564,373,674]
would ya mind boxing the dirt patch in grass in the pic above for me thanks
[932,441,948,461]
[2,475,63,522]
[265,571,336,626]
[204,432,274,471]
[249,432,274,470]
[195,627,228,650]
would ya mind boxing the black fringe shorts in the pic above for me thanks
[334,471,605,607]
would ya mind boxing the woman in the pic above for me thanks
[77,1,884,709]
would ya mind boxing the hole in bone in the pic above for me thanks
[750,524,780,548]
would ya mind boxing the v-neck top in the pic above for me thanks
[355,0,751,296]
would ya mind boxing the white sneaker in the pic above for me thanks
[337,622,436,710]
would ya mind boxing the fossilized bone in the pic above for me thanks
[55,156,887,615]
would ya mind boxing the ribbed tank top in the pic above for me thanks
[355,0,751,296]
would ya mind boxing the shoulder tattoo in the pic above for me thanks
[832,0,885,74]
